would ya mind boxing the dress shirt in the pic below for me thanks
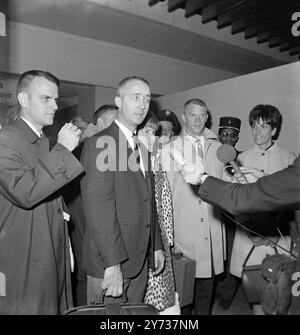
[114,120,145,176]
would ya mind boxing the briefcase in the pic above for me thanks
[65,290,159,315]
[172,253,196,307]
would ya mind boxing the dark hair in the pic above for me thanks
[184,98,207,110]
[137,110,159,133]
[17,70,59,95]
[249,104,282,140]
[93,104,118,125]
[117,76,150,97]
[156,109,182,136]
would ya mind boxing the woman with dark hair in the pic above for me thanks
[230,104,297,314]
[137,111,180,314]
[156,109,181,145]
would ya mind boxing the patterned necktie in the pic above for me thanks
[195,138,204,160]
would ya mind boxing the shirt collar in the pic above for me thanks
[114,119,135,149]
[183,129,204,144]
[20,117,43,138]
[252,142,278,153]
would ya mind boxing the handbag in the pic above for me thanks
[241,242,297,314]
[241,245,267,305]
[64,289,159,315]
[223,211,297,314]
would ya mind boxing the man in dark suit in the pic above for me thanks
[0,70,84,314]
[80,76,164,304]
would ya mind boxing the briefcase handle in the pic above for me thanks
[96,288,129,305]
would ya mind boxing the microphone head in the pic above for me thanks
[217,144,237,163]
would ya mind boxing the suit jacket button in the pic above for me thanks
[145,224,150,228]
[57,208,62,214]
[144,197,149,202]
[204,191,208,197]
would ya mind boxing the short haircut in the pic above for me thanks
[17,70,60,95]
[249,104,282,140]
[184,98,207,111]
[117,76,150,97]
[93,104,118,125]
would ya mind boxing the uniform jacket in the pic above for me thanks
[80,121,162,279]
[0,119,84,314]
[162,128,225,277]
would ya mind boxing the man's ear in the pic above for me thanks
[17,92,29,108]
[181,113,186,124]
[115,96,121,109]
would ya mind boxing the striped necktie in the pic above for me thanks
[195,138,203,160]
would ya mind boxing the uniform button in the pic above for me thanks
[261,153,265,156]
[261,169,264,172]
[58,238,63,244]
[144,197,149,202]
[57,208,62,214]
[200,218,204,222]
[204,191,208,197]
[205,237,208,241]
[145,224,150,228]
[198,199,202,205]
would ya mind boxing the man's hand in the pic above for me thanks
[57,123,81,152]
[181,163,204,185]
[101,264,123,297]
[153,249,165,276]
[233,167,266,184]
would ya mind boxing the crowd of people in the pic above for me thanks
[0,69,299,315]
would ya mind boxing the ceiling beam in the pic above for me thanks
[149,0,165,6]
[279,40,300,52]
[269,34,294,48]
[217,0,282,29]
[184,0,217,18]
[167,0,186,12]
[231,0,297,34]
[244,11,294,39]
[202,0,248,24]
[257,24,291,44]
[289,46,300,56]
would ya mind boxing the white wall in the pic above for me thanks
[154,62,300,156]
[0,22,236,98]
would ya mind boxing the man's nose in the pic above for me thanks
[49,99,58,110]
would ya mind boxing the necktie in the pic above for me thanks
[195,138,203,160]
[132,133,140,164]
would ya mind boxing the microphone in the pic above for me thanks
[217,144,248,183]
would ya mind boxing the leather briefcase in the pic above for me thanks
[65,290,159,315]
[172,253,196,307]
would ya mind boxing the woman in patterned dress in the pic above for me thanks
[137,111,179,313]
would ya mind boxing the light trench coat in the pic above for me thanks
[161,128,225,277]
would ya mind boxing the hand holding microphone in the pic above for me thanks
[217,144,248,184]
[170,146,204,185]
